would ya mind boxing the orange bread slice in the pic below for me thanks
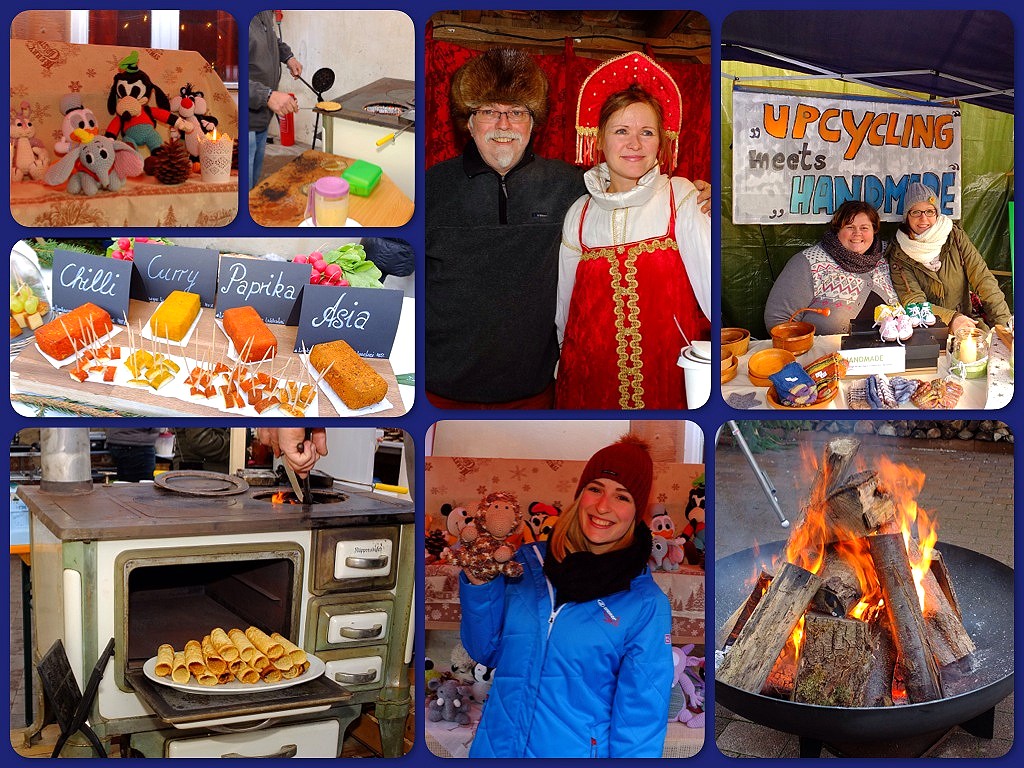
[149,291,201,341]
[309,339,387,410]
[35,303,113,360]
[222,306,277,362]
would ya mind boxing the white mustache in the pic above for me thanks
[484,129,522,143]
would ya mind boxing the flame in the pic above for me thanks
[877,456,937,612]
[271,490,288,504]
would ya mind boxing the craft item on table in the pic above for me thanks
[865,373,897,409]
[910,379,965,409]
[44,130,145,195]
[152,139,194,185]
[890,376,920,405]
[768,361,818,406]
[443,491,524,582]
[875,304,914,343]
[222,306,277,362]
[726,392,762,409]
[149,290,201,342]
[54,93,99,156]
[681,475,705,567]
[34,303,113,361]
[669,644,705,728]
[309,339,388,410]
[10,100,50,181]
[104,51,176,164]
[169,83,219,167]
[198,129,233,184]
[846,379,870,409]
[520,501,560,544]
[650,536,686,572]
[803,352,848,386]
[906,301,937,328]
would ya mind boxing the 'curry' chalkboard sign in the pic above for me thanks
[132,242,219,306]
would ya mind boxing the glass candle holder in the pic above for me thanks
[947,327,989,378]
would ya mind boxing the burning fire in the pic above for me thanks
[271,490,289,504]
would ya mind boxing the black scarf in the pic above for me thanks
[543,523,653,606]
[820,228,883,274]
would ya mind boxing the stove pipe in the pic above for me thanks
[40,428,94,494]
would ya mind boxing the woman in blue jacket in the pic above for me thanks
[459,436,673,757]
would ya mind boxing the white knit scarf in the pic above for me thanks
[894,215,953,271]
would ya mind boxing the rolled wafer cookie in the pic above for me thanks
[201,635,227,675]
[171,651,190,684]
[271,632,307,666]
[235,664,260,684]
[260,665,283,683]
[245,626,284,660]
[228,628,257,663]
[155,644,174,677]
[184,640,206,676]
[211,627,240,662]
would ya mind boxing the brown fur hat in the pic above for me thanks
[450,47,548,129]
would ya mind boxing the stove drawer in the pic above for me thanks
[323,645,387,691]
[313,526,400,594]
[311,597,393,650]
[162,719,341,757]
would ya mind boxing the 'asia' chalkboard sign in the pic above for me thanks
[132,242,219,307]
[294,284,403,358]
[215,256,309,324]
[50,249,132,323]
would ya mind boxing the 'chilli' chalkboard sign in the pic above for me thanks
[215,256,309,324]
[132,242,219,306]
[294,283,403,358]
[51,249,132,323]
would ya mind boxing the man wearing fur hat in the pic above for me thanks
[425,48,708,409]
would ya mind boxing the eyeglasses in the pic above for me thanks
[471,108,532,124]
[908,209,938,219]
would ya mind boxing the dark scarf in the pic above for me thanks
[820,228,883,274]
[543,523,653,607]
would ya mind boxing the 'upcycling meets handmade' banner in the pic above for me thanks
[732,86,961,225]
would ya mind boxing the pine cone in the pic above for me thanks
[154,140,192,185]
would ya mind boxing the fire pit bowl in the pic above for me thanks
[715,541,1013,745]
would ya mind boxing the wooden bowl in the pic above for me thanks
[721,327,751,358]
[770,320,815,356]
[721,352,739,384]
[747,348,798,387]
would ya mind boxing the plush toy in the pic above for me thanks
[427,678,473,725]
[649,503,676,538]
[669,644,705,728]
[424,529,448,564]
[440,503,474,546]
[521,501,560,543]
[424,657,443,688]
[680,475,705,568]
[650,535,686,572]
[449,641,476,684]
[444,491,524,582]
[470,662,495,704]
[55,94,99,156]
[104,51,180,163]
[10,100,49,181]
[44,130,144,195]
[169,83,219,168]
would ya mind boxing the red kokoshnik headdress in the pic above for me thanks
[574,51,682,172]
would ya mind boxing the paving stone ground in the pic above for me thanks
[712,424,1014,758]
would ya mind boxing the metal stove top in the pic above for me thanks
[318,77,414,129]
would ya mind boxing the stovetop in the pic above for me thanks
[316,77,414,129]
[18,483,413,541]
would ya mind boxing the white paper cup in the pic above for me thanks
[677,346,711,408]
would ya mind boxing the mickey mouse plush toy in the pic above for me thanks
[104,51,180,171]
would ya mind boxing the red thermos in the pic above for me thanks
[279,93,295,146]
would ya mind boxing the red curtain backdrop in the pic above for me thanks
[425,29,711,183]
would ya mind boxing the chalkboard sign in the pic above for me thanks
[215,256,309,324]
[132,242,219,306]
[50,249,132,323]
[294,284,403,358]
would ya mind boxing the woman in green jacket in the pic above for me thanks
[887,182,1011,335]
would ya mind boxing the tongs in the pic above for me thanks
[282,429,313,504]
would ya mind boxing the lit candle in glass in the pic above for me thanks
[958,333,978,363]
[199,129,233,184]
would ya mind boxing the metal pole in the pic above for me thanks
[726,421,789,527]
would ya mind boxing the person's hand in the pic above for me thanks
[286,57,303,79]
[950,314,977,337]
[693,179,712,215]
[268,91,298,117]
[256,428,327,478]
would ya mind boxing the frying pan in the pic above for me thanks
[294,67,337,150]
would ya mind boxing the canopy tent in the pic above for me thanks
[720,11,1014,336]
[722,10,1013,115]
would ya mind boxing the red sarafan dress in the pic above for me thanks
[556,183,708,410]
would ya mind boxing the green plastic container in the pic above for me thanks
[342,159,383,196]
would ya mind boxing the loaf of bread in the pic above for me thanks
[149,290,200,341]
[222,306,277,362]
[35,302,113,360]
[309,339,387,409]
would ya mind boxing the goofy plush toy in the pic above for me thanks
[104,51,178,166]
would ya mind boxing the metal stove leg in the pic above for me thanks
[960,706,996,739]
[799,737,824,758]
[375,694,411,757]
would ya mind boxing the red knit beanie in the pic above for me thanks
[574,435,653,517]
